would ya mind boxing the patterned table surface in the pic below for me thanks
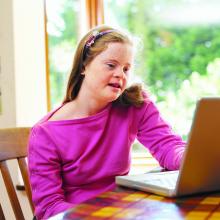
[49,187,220,220]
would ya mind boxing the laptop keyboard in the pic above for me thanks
[143,172,179,189]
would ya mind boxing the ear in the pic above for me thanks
[81,65,86,75]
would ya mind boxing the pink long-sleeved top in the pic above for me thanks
[28,100,185,219]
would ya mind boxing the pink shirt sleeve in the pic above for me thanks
[28,126,73,219]
[137,101,185,170]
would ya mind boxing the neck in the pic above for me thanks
[71,90,109,117]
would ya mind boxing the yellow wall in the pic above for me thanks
[0,0,47,219]
[0,0,47,128]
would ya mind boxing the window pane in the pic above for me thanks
[46,0,80,108]
[104,0,220,140]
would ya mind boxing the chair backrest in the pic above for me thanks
[0,127,34,220]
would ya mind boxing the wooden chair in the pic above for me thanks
[0,127,34,220]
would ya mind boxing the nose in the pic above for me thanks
[113,67,125,78]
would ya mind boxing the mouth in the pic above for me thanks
[108,83,121,89]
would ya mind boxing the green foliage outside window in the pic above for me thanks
[46,0,80,108]
[143,26,220,102]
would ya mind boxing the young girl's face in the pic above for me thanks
[81,42,133,103]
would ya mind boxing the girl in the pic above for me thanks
[28,25,185,219]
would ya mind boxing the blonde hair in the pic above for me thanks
[63,25,145,107]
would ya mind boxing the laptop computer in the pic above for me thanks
[116,97,220,197]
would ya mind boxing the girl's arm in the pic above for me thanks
[28,126,73,219]
[137,101,185,170]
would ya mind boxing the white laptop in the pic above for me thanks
[116,97,220,197]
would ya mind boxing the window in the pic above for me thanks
[45,0,81,109]
[45,0,220,173]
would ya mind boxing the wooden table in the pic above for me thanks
[49,187,220,220]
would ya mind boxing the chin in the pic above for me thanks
[106,94,120,103]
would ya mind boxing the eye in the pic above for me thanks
[106,63,115,69]
[123,66,130,74]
